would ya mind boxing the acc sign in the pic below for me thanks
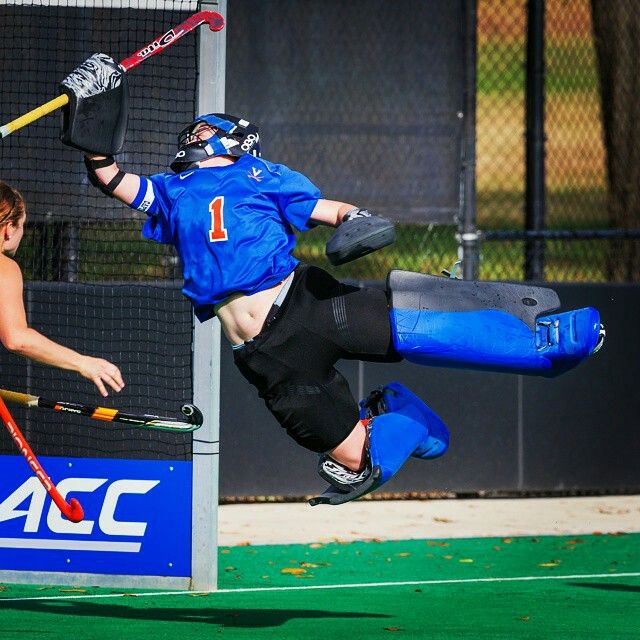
[0,455,192,577]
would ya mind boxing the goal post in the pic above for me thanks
[190,0,226,592]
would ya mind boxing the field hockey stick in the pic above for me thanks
[0,10,224,139]
[0,388,203,433]
[0,396,84,523]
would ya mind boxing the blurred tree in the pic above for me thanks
[591,0,640,280]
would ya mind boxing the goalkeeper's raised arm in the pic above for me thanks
[59,52,141,207]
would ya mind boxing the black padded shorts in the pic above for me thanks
[233,264,401,453]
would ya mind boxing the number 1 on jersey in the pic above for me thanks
[209,196,228,242]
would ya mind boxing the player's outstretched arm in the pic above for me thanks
[84,153,141,206]
[0,256,124,397]
[309,199,358,226]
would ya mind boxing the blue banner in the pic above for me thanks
[0,455,192,577]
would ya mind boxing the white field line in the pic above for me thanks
[1,571,639,603]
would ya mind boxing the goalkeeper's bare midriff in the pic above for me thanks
[214,279,288,345]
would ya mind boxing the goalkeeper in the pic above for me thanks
[0,180,125,397]
[59,54,604,505]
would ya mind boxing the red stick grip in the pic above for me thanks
[0,397,84,523]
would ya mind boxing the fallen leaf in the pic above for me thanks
[443,555,453,560]
[281,568,307,575]
[395,553,411,557]
[459,558,474,563]
[309,543,323,549]
[426,541,450,547]
[384,627,403,632]
[59,589,87,593]
[517,616,530,622]
[502,538,513,544]
[538,561,561,567]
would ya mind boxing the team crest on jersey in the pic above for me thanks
[248,167,263,182]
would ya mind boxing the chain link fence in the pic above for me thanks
[477,0,640,282]
[0,2,197,460]
[224,0,468,282]
[3,0,636,297]
[0,0,471,456]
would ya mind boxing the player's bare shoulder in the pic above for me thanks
[0,253,22,281]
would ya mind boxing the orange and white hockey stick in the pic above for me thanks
[0,388,203,433]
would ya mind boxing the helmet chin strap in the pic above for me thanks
[196,155,237,169]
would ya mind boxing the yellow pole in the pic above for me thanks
[0,93,69,138]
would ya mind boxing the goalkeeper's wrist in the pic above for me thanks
[84,155,124,196]
[342,208,372,223]
[85,155,115,169]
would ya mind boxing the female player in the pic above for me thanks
[0,180,125,398]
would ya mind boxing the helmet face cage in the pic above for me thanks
[170,113,260,173]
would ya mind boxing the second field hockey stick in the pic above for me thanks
[0,396,84,522]
[0,388,203,433]
[0,10,224,138]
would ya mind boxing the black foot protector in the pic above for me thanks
[308,456,381,506]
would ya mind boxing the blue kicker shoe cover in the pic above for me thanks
[309,411,431,506]
[359,382,450,460]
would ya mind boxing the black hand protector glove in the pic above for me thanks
[325,208,396,266]
[60,53,128,155]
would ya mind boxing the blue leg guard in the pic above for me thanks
[389,270,605,377]
[309,382,449,506]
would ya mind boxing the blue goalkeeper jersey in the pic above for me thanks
[133,154,321,322]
